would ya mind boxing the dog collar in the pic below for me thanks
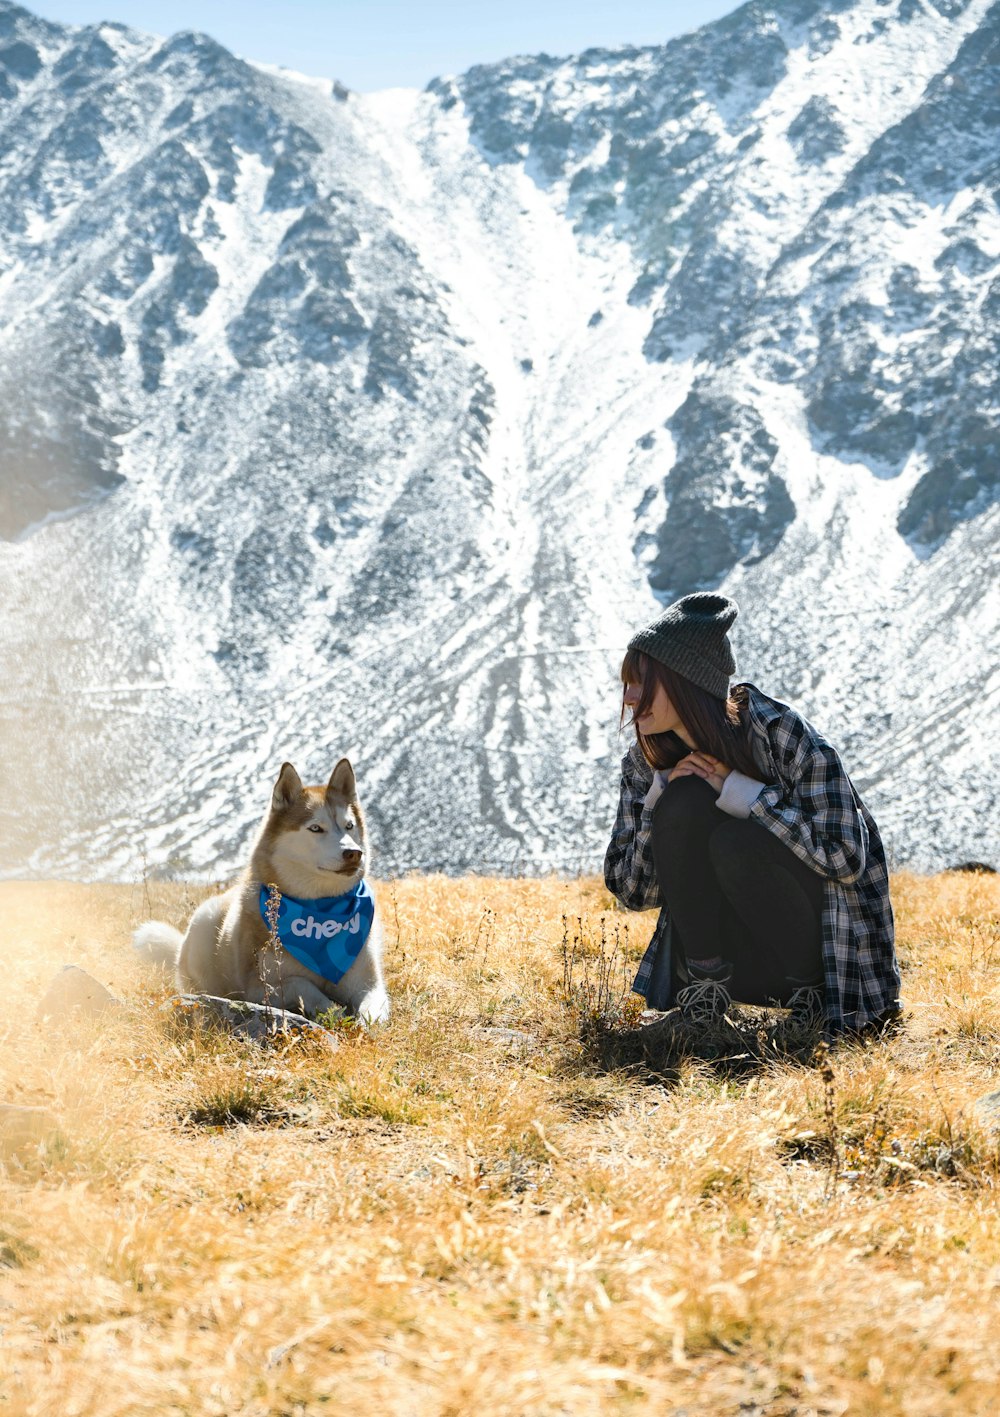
[258,879,375,985]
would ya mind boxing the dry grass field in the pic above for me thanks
[1,870,999,1416]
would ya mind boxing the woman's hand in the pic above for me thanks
[668,752,733,795]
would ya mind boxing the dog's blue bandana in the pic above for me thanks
[259,880,375,984]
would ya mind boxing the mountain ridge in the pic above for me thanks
[0,0,997,878]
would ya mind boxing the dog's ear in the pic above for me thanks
[326,757,356,802]
[272,762,304,810]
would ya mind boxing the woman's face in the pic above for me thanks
[624,677,687,739]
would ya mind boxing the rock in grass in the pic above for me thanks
[975,1090,1000,1132]
[473,1025,535,1051]
[0,1103,61,1160]
[37,966,119,1021]
[164,993,337,1046]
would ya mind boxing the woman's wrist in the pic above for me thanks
[715,769,766,819]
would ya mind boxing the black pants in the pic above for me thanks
[650,775,824,1006]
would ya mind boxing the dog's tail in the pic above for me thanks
[132,921,183,972]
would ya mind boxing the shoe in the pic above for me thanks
[786,983,825,1026]
[676,975,733,1026]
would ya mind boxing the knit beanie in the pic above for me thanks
[627,592,738,700]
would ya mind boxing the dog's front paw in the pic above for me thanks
[356,989,391,1028]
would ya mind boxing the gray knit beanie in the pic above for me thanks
[627,592,738,700]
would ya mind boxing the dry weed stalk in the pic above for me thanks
[814,1039,840,1197]
[560,912,640,1034]
[471,904,497,972]
[259,881,284,1023]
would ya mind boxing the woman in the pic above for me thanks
[604,592,901,1033]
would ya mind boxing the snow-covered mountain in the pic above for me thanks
[0,0,997,878]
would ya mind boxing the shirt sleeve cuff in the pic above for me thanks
[643,770,670,814]
[716,769,766,819]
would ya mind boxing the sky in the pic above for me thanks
[32,1,743,92]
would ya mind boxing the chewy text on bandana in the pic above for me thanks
[259,880,375,985]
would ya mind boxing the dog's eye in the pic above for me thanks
[307,824,326,834]
[345,821,356,832]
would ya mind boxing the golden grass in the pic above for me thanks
[1,870,999,1415]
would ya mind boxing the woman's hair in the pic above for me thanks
[620,647,760,777]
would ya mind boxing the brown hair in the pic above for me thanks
[620,648,760,777]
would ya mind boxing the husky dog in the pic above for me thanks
[134,759,390,1025]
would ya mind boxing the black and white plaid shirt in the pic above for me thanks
[604,684,901,1033]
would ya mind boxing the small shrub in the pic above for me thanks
[315,1003,362,1033]
[556,1077,625,1119]
[180,1063,290,1129]
[560,913,643,1035]
[335,1082,422,1125]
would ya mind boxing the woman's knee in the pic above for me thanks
[660,773,716,808]
[652,774,719,847]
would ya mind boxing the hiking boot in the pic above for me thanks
[676,967,733,1026]
[786,983,825,1027]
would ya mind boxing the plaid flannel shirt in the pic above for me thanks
[604,684,901,1034]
